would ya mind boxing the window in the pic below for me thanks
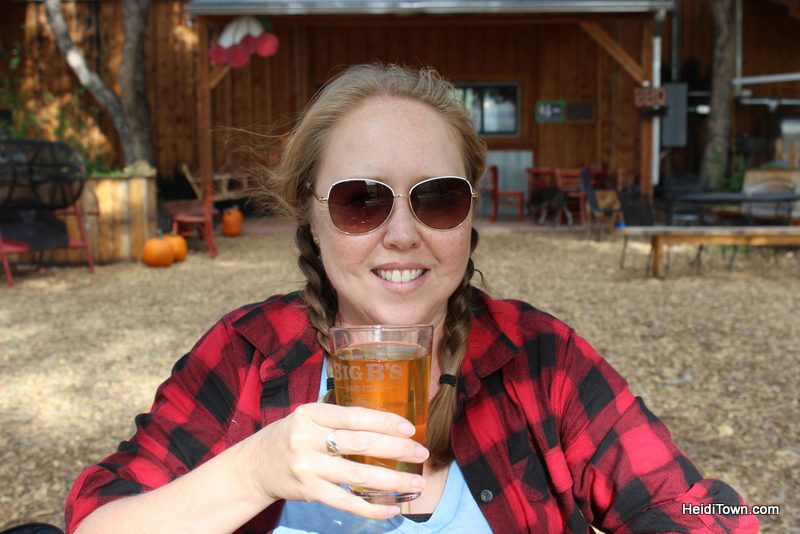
[455,83,520,136]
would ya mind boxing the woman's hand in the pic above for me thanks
[244,403,429,519]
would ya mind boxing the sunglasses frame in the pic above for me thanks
[313,175,479,235]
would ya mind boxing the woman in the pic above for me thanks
[66,64,757,533]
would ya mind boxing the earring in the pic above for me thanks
[313,236,320,246]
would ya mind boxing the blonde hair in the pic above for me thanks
[257,63,486,468]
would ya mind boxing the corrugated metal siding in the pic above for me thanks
[185,0,674,15]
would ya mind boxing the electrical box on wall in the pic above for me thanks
[662,83,688,148]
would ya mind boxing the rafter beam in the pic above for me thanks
[579,21,645,85]
[209,64,230,91]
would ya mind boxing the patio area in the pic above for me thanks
[1,217,798,531]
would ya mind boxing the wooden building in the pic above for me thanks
[2,1,800,201]
[185,0,672,204]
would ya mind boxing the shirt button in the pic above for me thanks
[480,489,494,503]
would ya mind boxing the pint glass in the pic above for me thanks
[329,324,433,504]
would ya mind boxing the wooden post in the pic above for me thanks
[195,16,218,258]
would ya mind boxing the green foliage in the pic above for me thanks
[0,41,114,175]
[705,149,747,192]
[707,150,727,190]
[0,41,38,139]
[727,152,747,192]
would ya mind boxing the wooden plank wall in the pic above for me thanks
[8,1,798,186]
[2,3,652,184]
[272,15,648,174]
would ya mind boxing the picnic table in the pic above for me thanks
[619,224,800,277]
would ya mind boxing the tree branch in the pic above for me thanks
[44,0,131,160]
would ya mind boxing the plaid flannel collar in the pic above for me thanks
[459,288,524,398]
[228,289,523,392]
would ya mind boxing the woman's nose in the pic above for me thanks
[381,196,421,249]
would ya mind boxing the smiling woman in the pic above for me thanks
[63,64,759,534]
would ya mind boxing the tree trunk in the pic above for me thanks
[120,0,154,165]
[700,0,736,189]
[44,0,154,166]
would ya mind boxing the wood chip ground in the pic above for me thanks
[1,219,797,532]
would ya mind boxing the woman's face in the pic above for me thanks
[310,96,472,332]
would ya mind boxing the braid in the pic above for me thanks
[296,225,338,403]
[426,227,479,469]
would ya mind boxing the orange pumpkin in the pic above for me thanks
[142,236,175,267]
[164,234,187,262]
[222,207,244,237]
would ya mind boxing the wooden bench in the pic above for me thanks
[619,225,800,277]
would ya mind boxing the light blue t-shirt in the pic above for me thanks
[272,367,493,534]
[274,461,492,534]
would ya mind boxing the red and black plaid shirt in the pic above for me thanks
[66,289,758,533]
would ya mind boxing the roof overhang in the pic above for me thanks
[184,1,674,16]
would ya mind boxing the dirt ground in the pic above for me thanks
[1,217,798,532]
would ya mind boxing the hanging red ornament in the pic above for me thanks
[228,44,250,68]
[255,33,279,58]
[241,34,257,55]
[207,16,278,69]
[209,44,228,66]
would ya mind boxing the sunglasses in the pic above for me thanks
[313,176,478,234]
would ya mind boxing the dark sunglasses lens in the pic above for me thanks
[327,180,394,233]
[411,178,473,229]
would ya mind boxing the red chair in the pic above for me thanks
[525,167,555,220]
[163,200,219,258]
[526,167,555,192]
[555,167,587,225]
[483,165,524,222]
[588,162,609,189]
[0,232,29,287]
[1,197,96,288]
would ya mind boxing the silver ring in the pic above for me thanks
[325,431,340,456]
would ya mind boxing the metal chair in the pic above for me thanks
[617,186,662,275]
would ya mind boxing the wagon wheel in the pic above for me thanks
[29,143,86,209]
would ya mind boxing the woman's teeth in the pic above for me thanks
[376,269,424,283]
